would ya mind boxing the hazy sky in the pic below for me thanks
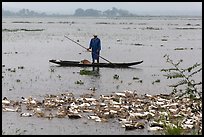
[2,2,202,16]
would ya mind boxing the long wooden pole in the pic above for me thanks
[64,35,114,65]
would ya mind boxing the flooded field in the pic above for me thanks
[2,16,202,135]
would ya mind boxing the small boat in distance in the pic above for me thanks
[49,59,143,68]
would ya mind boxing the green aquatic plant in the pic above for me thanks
[164,123,184,135]
[161,54,202,99]
[79,69,98,76]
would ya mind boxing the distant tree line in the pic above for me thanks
[2,8,68,17]
[74,7,135,17]
[2,7,136,17]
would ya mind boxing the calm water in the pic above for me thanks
[2,16,202,135]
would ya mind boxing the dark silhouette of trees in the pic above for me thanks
[74,8,85,16]
[74,8,102,16]
[2,7,135,17]
[74,7,134,17]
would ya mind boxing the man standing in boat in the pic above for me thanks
[87,34,101,64]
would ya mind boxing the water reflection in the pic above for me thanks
[85,67,101,93]
[92,66,100,74]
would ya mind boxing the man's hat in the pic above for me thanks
[93,34,97,36]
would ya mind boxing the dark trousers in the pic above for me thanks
[92,51,100,63]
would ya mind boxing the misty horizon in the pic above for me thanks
[2,2,202,16]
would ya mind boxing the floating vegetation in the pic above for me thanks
[3,51,18,54]
[174,48,189,50]
[2,28,44,32]
[152,79,160,84]
[2,90,202,134]
[80,69,94,75]
[57,75,61,79]
[49,68,55,72]
[12,21,32,23]
[164,123,184,135]
[131,43,143,46]
[138,80,143,83]
[133,77,139,80]
[2,128,27,135]
[175,27,202,30]
[58,21,75,24]
[133,77,142,83]
[88,87,97,91]
[140,27,162,30]
[138,23,147,25]
[116,39,122,42]
[39,21,76,24]
[113,74,119,79]
[152,74,159,76]
[119,22,128,24]
[16,79,20,82]
[122,27,131,29]
[161,39,168,41]
[17,66,24,69]
[167,23,179,26]
[6,68,16,72]
[75,80,84,85]
[96,22,114,24]
[146,27,161,30]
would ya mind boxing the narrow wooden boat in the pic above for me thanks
[49,60,143,68]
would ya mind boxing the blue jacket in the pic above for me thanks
[89,37,101,59]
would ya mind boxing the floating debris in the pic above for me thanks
[96,22,113,24]
[1,90,202,134]
[161,39,168,41]
[175,27,202,30]
[113,74,119,79]
[20,112,33,117]
[133,77,139,80]
[132,43,143,46]
[152,79,160,84]
[12,21,32,23]
[174,48,188,50]
[140,27,162,30]
[75,80,84,85]
[16,79,21,82]
[18,66,24,69]
[79,69,97,76]
[2,97,10,105]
